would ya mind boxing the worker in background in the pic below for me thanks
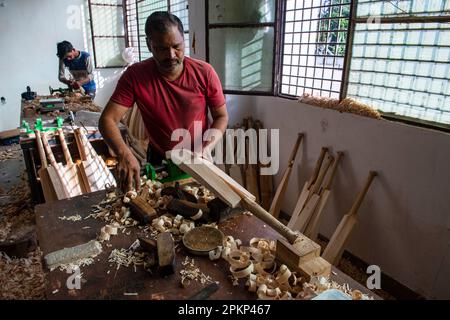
[57,41,97,99]
[99,11,228,192]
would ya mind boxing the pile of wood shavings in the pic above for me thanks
[108,248,151,272]
[0,249,45,299]
[0,175,35,242]
[180,256,216,287]
[211,236,372,300]
[299,94,382,120]
[64,94,102,113]
[0,146,22,162]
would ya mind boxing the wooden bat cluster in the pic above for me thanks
[34,128,116,202]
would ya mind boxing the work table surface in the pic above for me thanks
[35,191,380,300]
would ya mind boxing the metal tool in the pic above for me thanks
[49,86,72,95]
[39,98,65,113]
[187,283,219,300]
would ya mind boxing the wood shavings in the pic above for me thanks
[0,175,35,242]
[108,248,149,271]
[0,147,22,162]
[63,93,102,112]
[217,234,373,300]
[180,256,215,288]
[58,214,82,222]
[299,94,382,120]
[0,249,45,299]
[52,257,95,272]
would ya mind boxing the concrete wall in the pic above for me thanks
[0,0,124,131]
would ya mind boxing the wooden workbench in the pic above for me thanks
[35,191,380,300]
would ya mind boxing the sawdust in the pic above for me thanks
[0,164,45,299]
[299,94,382,120]
[0,174,35,242]
[0,249,45,299]
[0,145,22,162]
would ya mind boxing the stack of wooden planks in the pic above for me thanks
[215,117,275,211]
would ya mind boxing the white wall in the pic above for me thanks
[0,0,124,131]
[245,95,450,299]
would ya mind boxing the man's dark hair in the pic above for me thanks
[57,41,74,59]
[145,11,184,38]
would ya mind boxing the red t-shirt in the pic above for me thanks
[110,57,226,156]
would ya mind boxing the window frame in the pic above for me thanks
[205,0,280,96]
[345,1,450,130]
[126,0,190,62]
[87,0,129,69]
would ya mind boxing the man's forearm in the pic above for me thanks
[205,114,228,150]
[99,117,130,158]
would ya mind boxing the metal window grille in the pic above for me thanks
[280,0,352,98]
[346,0,450,126]
[125,0,190,62]
[88,0,128,68]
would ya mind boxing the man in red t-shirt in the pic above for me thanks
[99,12,228,192]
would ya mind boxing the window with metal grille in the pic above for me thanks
[88,0,128,68]
[280,0,352,99]
[346,0,450,126]
[125,0,190,62]
[206,0,278,94]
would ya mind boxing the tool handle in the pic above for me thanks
[311,154,334,195]
[57,128,73,166]
[41,132,58,167]
[74,128,88,161]
[309,147,328,188]
[242,197,298,244]
[287,133,303,167]
[349,171,377,216]
[324,151,343,190]
[34,130,47,168]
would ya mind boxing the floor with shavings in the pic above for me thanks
[315,238,395,300]
[0,144,45,300]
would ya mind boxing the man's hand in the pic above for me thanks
[117,149,141,193]
[70,81,81,89]
[201,145,214,163]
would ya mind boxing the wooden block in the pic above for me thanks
[276,237,320,269]
[0,128,20,140]
[138,237,157,253]
[298,257,332,281]
[129,196,158,225]
[157,232,175,276]
[259,169,273,211]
